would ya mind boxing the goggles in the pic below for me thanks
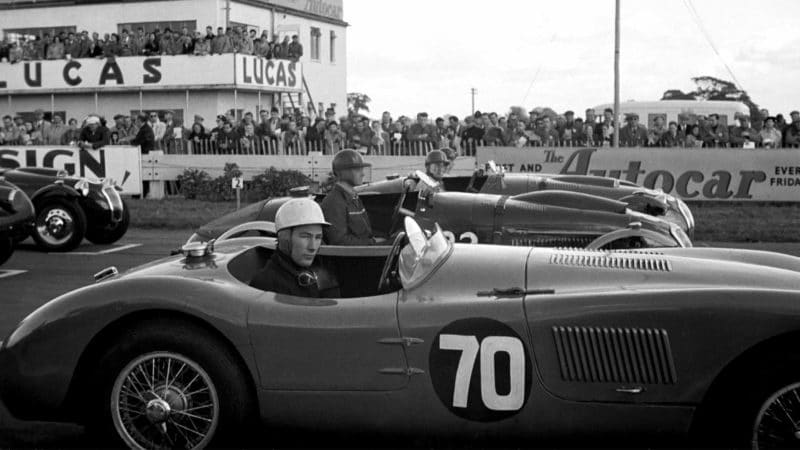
[297,271,318,287]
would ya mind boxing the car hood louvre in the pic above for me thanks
[549,252,673,272]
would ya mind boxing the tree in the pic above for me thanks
[347,92,371,117]
[661,76,760,119]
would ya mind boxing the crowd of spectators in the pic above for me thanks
[0,25,303,62]
[3,105,799,154]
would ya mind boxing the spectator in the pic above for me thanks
[123,115,138,138]
[571,118,588,146]
[143,32,159,56]
[461,115,485,143]
[119,29,134,56]
[619,113,648,147]
[0,115,21,145]
[110,131,120,145]
[61,118,81,145]
[187,122,208,144]
[204,26,215,42]
[159,29,178,56]
[217,121,240,153]
[65,32,81,59]
[305,117,326,149]
[279,35,291,58]
[46,35,65,59]
[729,115,761,148]
[685,125,703,148]
[407,112,438,145]
[88,32,103,58]
[239,28,254,55]
[700,113,729,148]
[380,111,393,134]
[598,108,615,145]
[78,116,110,150]
[504,120,529,148]
[585,108,597,127]
[32,108,51,132]
[760,117,782,148]
[254,37,270,58]
[647,116,668,146]
[324,120,345,154]
[288,35,303,61]
[176,27,193,55]
[148,112,166,143]
[193,31,210,55]
[783,110,800,148]
[369,120,388,152]
[676,113,692,136]
[558,110,576,140]
[483,113,505,146]
[128,113,155,153]
[21,122,37,145]
[658,121,685,148]
[8,42,23,63]
[162,110,181,150]
[282,121,302,153]
[239,122,257,152]
[535,116,559,145]
[22,40,38,61]
[209,114,226,141]
[100,33,120,57]
[35,34,49,59]
[131,28,145,56]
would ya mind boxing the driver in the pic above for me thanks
[321,149,386,245]
[423,149,450,184]
[250,198,340,297]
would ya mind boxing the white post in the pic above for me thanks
[613,0,621,149]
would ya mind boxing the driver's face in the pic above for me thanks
[340,167,365,186]
[289,224,323,268]
[427,162,446,180]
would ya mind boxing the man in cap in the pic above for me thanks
[783,110,800,148]
[250,198,339,297]
[321,149,385,245]
[729,115,761,148]
[78,115,111,150]
[619,113,648,147]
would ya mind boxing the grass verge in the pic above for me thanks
[126,197,800,242]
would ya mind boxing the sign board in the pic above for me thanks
[0,55,302,93]
[266,0,344,20]
[235,56,302,92]
[0,145,142,195]
[231,176,244,189]
[477,146,800,201]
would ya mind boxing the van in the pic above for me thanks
[592,100,750,128]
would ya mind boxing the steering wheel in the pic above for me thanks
[377,231,406,292]
[466,168,482,193]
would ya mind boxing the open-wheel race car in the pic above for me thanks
[357,161,694,236]
[0,167,129,252]
[0,176,35,266]
[191,171,692,250]
[2,217,800,449]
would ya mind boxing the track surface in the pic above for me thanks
[2,229,800,447]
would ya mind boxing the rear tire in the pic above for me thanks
[31,197,86,252]
[85,200,130,245]
[85,320,255,449]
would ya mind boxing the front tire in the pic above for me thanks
[85,200,130,245]
[88,320,254,449]
[32,197,87,252]
[0,236,13,266]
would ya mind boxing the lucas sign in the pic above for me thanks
[477,147,800,202]
[0,145,142,195]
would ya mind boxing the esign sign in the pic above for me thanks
[477,147,800,201]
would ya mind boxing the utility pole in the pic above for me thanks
[613,0,621,148]
[224,0,231,30]
[470,88,477,115]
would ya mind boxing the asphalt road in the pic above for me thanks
[2,231,800,448]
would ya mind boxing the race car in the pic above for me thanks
[359,161,694,236]
[0,167,129,252]
[190,171,692,250]
[0,177,35,266]
[2,217,800,449]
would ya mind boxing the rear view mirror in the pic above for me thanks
[405,217,427,257]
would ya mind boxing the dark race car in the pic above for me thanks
[2,218,800,448]
[0,177,35,266]
[360,162,694,236]
[190,171,692,250]
[0,167,129,252]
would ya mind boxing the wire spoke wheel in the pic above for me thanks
[753,381,800,449]
[111,352,220,450]
[37,207,76,246]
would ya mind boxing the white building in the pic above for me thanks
[0,0,347,126]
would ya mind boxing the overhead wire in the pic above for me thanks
[520,32,559,106]
[681,0,745,91]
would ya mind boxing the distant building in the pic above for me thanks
[0,0,347,126]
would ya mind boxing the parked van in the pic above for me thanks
[592,100,750,128]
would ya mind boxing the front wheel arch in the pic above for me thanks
[690,330,800,446]
[65,310,259,426]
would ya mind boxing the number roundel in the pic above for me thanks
[429,318,532,422]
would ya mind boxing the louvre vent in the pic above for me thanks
[611,249,666,255]
[552,326,677,384]
[509,235,595,248]
[549,253,672,271]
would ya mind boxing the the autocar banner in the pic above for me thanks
[0,145,142,195]
[477,147,800,201]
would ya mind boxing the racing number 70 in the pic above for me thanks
[439,334,525,411]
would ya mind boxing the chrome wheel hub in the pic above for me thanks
[111,352,219,450]
[37,208,74,245]
[753,381,800,449]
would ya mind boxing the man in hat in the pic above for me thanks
[619,113,648,147]
[78,116,111,150]
[320,149,385,245]
[250,198,339,297]
[783,110,800,148]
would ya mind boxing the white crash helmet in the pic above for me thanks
[274,198,330,232]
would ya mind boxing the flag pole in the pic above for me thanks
[613,0,621,148]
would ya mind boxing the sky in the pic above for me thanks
[344,0,799,119]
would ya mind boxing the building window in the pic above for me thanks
[118,21,197,35]
[329,30,336,63]
[4,26,76,43]
[310,27,321,61]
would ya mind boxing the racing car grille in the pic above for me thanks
[549,253,672,272]
[552,326,677,385]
